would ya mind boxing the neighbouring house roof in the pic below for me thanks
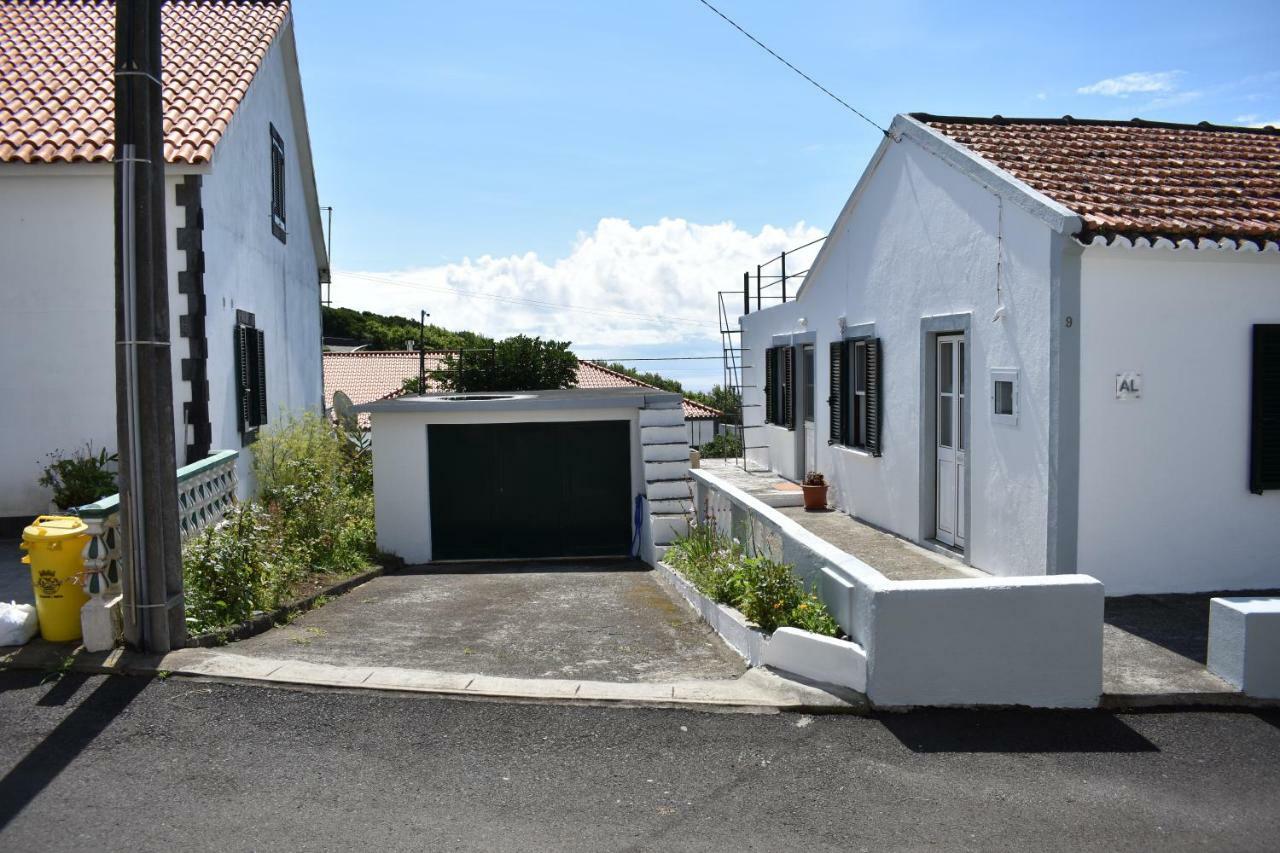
[912,114,1280,246]
[322,352,723,427]
[0,0,290,164]
[575,361,722,420]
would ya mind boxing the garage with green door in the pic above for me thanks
[428,419,632,560]
[358,387,687,565]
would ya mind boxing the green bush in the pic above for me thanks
[666,522,840,637]
[182,412,376,634]
[698,432,743,459]
[38,443,118,509]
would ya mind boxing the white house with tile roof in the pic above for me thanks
[0,0,326,530]
[739,113,1280,595]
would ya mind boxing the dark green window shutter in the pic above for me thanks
[1251,324,1280,493]
[828,340,845,445]
[235,325,252,434]
[783,346,795,430]
[254,328,268,427]
[865,338,882,456]
[763,347,775,425]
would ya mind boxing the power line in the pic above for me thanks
[337,270,718,328]
[692,0,891,138]
[584,356,724,361]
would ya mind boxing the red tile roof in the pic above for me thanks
[322,352,723,425]
[576,361,722,419]
[0,0,289,164]
[914,114,1280,246]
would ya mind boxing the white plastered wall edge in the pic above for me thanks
[793,113,1085,304]
[206,12,329,284]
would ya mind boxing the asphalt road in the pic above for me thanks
[0,672,1277,852]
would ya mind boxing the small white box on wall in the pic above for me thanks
[990,368,1019,425]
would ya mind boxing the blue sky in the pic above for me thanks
[295,0,1279,389]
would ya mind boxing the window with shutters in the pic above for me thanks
[270,124,286,243]
[235,319,268,440]
[1251,324,1280,494]
[830,337,882,455]
[763,346,795,428]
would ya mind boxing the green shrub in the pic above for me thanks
[737,556,804,634]
[182,503,273,634]
[698,432,742,459]
[182,412,377,633]
[665,522,842,637]
[38,443,118,509]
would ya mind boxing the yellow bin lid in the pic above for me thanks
[23,515,89,541]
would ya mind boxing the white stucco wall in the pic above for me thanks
[0,23,323,518]
[370,406,647,564]
[1077,244,1280,594]
[201,24,324,492]
[0,169,196,518]
[741,130,1061,577]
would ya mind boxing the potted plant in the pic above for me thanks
[801,471,828,511]
[37,444,119,511]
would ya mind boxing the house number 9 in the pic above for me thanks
[1065,316,1073,327]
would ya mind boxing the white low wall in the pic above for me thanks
[690,467,1104,708]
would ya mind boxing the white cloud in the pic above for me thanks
[1236,113,1260,123]
[1249,118,1280,128]
[329,218,824,390]
[1077,71,1181,97]
[1034,91,1048,101]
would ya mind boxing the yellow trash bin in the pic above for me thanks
[20,516,90,642]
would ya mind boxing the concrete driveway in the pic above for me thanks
[231,559,746,683]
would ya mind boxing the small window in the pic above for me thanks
[235,318,268,440]
[991,368,1018,425]
[1251,324,1280,493]
[830,336,881,455]
[270,124,286,243]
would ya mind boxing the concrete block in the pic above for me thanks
[1208,597,1280,698]
[645,460,690,482]
[643,442,691,463]
[639,408,685,428]
[648,498,691,516]
[465,675,581,699]
[762,628,867,693]
[363,667,475,692]
[641,425,687,445]
[868,576,1105,708]
[265,660,377,687]
[645,479,693,502]
[650,513,689,545]
[576,681,674,702]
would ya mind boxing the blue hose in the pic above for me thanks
[631,493,646,558]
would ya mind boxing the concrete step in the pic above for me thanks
[645,479,693,502]
[644,460,691,482]
[651,544,671,563]
[639,408,685,429]
[648,498,692,515]
[643,442,691,464]
[650,513,690,546]
[640,424,687,445]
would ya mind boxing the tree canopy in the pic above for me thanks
[322,306,493,351]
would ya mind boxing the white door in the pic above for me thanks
[935,336,967,548]
[802,345,816,475]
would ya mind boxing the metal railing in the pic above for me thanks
[715,235,826,471]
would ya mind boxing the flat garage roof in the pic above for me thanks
[355,386,682,415]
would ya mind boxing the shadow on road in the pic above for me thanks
[877,710,1159,753]
[0,674,152,831]
[405,557,650,575]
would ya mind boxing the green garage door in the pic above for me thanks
[428,420,633,560]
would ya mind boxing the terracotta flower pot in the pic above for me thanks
[801,483,828,511]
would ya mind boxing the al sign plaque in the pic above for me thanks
[1115,372,1142,401]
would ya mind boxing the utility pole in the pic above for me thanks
[114,0,184,653]
[418,309,430,393]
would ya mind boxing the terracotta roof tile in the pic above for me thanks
[1,0,289,165]
[914,114,1280,245]
[322,352,723,426]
